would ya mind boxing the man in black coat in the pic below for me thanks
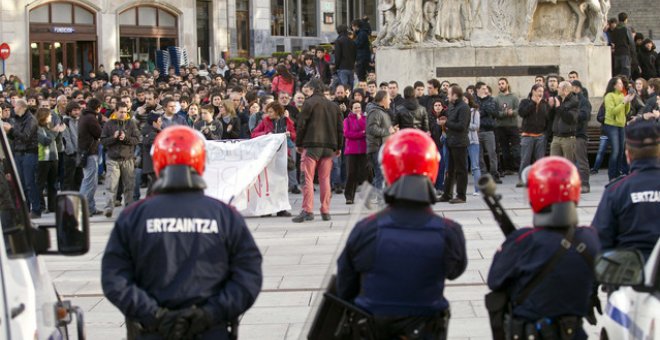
[549,81,579,162]
[78,98,104,215]
[352,19,371,82]
[610,12,636,78]
[438,85,471,204]
[334,24,357,90]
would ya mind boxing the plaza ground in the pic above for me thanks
[39,172,612,339]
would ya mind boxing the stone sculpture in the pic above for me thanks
[374,0,610,47]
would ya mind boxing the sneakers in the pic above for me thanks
[290,187,301,194]
[515,181,525,188]
[276,210,292,217]
[437,196,451,203]
[292,211,314,223]
[345,199,354,205]
[104,208,113,218]
[321,213,331,221]
[472,192,480,197]
[449,198,466,204]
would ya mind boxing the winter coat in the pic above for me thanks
[37,126,58,161]
[343,112,367,155]
[475,96,498,131]
[219,115,241,140]
[355,28,371,63]
[334,33,357,71]
[61,116,79,156]
[272,75,295,96]
[445,100,471,147]
[604,91,630,128]
[550,93,579,137]
[100,113,140,161]
[140,124,158,174]
[468,108,480,145]
[518,98,550,135]
[638,49,658,80]
[575,92,592,139]
[78,108,102,155]
[366,103,393,153]
[7,112,38,154]
[296,93,344,151]
[194,119,224,140]
[251,116,296,141]
[395,100,430,132]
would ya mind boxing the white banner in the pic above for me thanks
[203,134,291,217]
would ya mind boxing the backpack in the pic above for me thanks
[596,102,605,124]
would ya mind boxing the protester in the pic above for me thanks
[602,77,635,180]
[194,105,223,140]
[36,107,61,214]
[438,85,470,204]
[343,100,367,205]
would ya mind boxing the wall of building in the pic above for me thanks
[609,0,659,40]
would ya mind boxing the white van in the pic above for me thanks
[0,129,90,339]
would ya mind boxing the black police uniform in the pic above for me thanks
[336,177,467,339]
[591,121,660,261]
[487,224,600,339]
[101,166,263,339]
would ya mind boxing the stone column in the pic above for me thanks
[251,0,272,56]
[212,0,230,61]
[97,7,118,72]
[1,0,30,83]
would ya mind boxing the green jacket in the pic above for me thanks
[495,93,520,128]
[604,91,630,128]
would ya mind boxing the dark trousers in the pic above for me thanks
[15,152,40,213]
[62,153,83,191]
[344,154,368,201]
[495,126,520,172]
[37,160,58,213]
[356,60,368,81]
[443,146,468,200]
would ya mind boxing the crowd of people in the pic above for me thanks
[1,16,659,221]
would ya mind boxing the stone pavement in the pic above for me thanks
[38,172,612,339]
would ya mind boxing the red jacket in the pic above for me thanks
[251,116,296,141]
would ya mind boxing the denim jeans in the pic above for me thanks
[14,152,40,213]
[80,154,99,213]
[592,135,609,170]
[336,69,354,90]
[435,136,448,191]
[331,152,346,187]
[467,144,481,193]
[519,135,546,175]
[288,148,299,190]
[603,124,625,180]
[369,152,383,192]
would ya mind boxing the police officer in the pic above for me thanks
[336,129,467,339]
[591,120,660,261]
[486,157,600,340]
[101,126,263,340]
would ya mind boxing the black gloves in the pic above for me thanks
[585,287,603,326]
[179,306,213,337]
[152,308,190,340]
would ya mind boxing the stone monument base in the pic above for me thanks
[375,44,612,99]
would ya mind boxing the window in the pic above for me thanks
[271,0,317,36]
[51,3,73,23]
[75,6,94,24]
[138,7,157,27]
[29,2,95,25]
[159,9,176,27]
[196,0,211,63]
[118,10,136,25]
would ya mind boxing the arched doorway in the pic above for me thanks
[28,1,97,83]
[118,6,178,67]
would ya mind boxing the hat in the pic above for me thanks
[625,120,660,148]
[570,80,583,88]
[147,112,161,125]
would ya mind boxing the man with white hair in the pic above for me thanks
[549,81,579,162]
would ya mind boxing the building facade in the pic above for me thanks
[0,0,378,84]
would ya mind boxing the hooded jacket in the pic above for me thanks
[100,112,140,161]
[475,96,498,131]
[366,102,393,153]
[395,100,430,132]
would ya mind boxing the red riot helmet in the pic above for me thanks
[380,129,440,185]
[152,126,206,177]
[527,156,581,214]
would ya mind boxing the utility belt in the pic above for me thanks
[504,315,582,340]
[126,319,236,340]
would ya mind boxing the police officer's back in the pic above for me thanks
[591,120,660,261]
[487,157,600,340]
[336,129,467,339]
[101,126,263,340]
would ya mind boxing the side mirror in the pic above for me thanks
[594,249,645,286]
[55,192,90,255]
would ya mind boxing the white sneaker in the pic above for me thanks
[472,192,480,197]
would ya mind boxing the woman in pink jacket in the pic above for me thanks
[343,101,367,204]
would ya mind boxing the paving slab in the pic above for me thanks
[37,173,612,339]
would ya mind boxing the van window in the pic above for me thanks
[0,131,33,257]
